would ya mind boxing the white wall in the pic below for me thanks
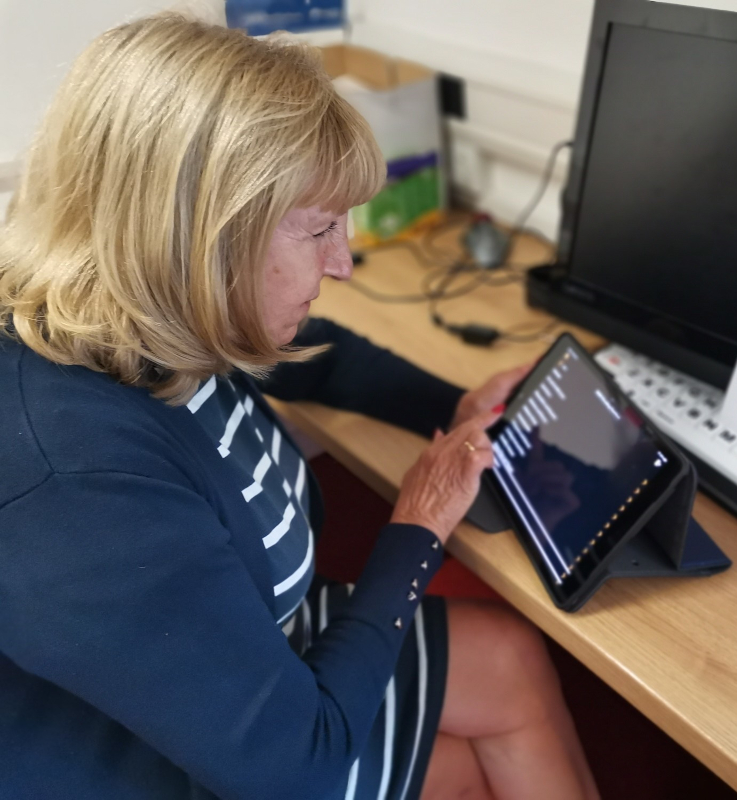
[346,0,589,238]
[348,0,737,239]
[0,0,226,216]
[4,0,737,232]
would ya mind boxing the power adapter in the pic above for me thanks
[432,313,500,346]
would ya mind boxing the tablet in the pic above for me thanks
[485,333,685,610]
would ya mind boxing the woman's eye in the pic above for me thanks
[313,221,338,238]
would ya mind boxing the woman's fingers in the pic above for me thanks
[448,407,500,448]
[391,408,501,543]
[450,409,498,478]
[461,446,494,485]
[463,431,493,452]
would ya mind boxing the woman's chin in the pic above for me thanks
[269,307,310,347]
[273,323,300,347]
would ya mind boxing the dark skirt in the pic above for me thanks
[282,578,448,800]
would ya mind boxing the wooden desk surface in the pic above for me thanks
[271,224,737,790]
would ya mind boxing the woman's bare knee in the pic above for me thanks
[440,600,562,738]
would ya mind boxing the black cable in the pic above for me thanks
[420,261,520,296]
[430,140,571,345]
[345,282,437,304]
[421,217,470,262]
[499,319,559,343]
[347,139,572,343]
[430,302,558,347]
[347,259,519,305]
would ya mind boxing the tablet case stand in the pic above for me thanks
[467,459,731,603]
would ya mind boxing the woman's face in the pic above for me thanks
[261,205,353,345]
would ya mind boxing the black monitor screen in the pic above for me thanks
[568,22,737,349]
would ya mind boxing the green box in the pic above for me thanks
[353,165,442,243]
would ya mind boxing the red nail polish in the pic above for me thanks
[492,404,506,414]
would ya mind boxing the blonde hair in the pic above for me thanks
[0,13,384,403]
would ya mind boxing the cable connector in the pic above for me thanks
[454,323,501,346]
[432,313,500,346]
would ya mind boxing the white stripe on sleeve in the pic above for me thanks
[302,598,312,651]
[242,482,263,502]
[281,615,296,638]
[398,605,428,800]
[376,678,396,800]
[345,759,360,800]
[253,451,271,483]
[217,402,246,458]
[295,460,306,501]
[273,529,314,596]
[187,376,217,413]
[242,452,272,502]
[277,596,303,625]
[262,503,296,549]
[271,428,282,465]
[319,584,329,633]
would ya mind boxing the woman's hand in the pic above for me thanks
[450,364,533,431]
[390,409,500,544]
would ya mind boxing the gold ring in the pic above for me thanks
[463,440,476,452]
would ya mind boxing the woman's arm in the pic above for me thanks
[0,469,443,800]
[256,317,465,437]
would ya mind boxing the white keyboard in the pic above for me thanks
[594,343,737,497]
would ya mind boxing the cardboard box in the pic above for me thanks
[321,44,444,244]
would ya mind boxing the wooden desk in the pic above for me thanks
[271,224,737,790]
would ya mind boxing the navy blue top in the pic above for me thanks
[0,318,464,800]
[186,374,316,625]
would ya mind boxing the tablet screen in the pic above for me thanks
[488,334,681,604]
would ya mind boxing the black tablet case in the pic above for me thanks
[466,455,731,612]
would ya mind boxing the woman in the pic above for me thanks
[0,14,599,800]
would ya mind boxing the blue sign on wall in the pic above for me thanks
[226,0,345,35]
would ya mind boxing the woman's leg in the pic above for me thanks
[422,732,495,800]
[421,599,599,800]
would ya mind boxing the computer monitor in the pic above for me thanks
[547,0,737,390]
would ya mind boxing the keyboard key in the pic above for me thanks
[702,418,720,433]
[719,429,736,445]
[655,386,671,399]
[655,409,676,425]
[687,407,703,421]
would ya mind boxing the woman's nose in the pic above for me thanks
[323,241,354,281]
